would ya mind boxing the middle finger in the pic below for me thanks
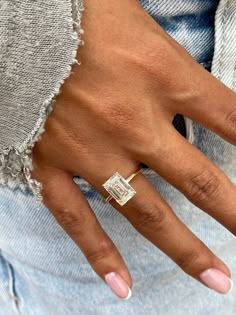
[141,123,236,235]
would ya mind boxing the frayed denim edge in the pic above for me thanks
[0,0,84,207]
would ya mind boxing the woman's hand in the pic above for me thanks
[31,0,236,299]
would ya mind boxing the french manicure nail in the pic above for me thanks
[199,268,233,294]
[104,272,132,300]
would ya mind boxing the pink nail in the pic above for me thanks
[199,268,233,294]
[104,272,132,300]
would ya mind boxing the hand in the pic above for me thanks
[31,0,236,299]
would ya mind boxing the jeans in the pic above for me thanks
[0,1,236,314]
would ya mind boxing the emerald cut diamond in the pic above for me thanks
[103,172,136,206]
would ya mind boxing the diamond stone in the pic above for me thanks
[103,172,136,206]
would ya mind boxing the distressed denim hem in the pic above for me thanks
[0,0,84,206]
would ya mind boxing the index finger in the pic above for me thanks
[171,62,236,146]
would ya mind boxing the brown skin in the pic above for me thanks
[31,0,236,292]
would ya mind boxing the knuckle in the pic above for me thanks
[133,38,180,88]
[133,39,168,77]
[99,101,136,129]
[135,134,163,162]
[176,250,201,273]
[225,107,236,142]
[97,101,157,155]
[55,206,89,233]
[86,240,116,265]
[133,204,167,233]
[186,170,222,207]
[135,51,158,76]
[131,136,157,160]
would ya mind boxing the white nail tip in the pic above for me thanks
[121,287,132,300]
[228,279,234,294]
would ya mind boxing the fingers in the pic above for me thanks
[142,124,236,235]
[77,157,233,294]
[169,63,236,145]
[34,166,132,300]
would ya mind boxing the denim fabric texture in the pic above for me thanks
[1,0,236,314]
[141,0,219,66]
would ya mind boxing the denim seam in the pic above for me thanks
[184,117,195,144]
[6,262,21,315]
[188,1,228,147]
[232,61,236,92]
[0,0,84,206]
[217,0,230,81]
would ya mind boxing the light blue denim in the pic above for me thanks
[0,1,236,314]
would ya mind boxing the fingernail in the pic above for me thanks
[104,272,132,300]
[199,268,233,294]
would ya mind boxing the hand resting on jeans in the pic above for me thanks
[31,0,236,299]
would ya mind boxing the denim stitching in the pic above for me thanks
[217,0,230,80]
[6,262,21,315]
[184,117,195,144]
[232,60,236,92]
